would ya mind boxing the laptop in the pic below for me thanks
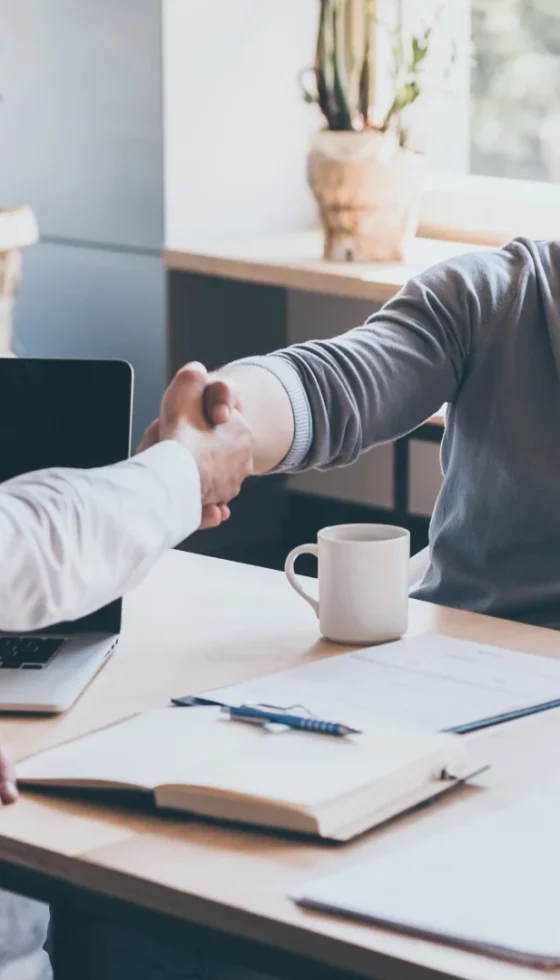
[0,358,133,713]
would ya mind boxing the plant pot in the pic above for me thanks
[0,206,38,355]
[307,130,426,263]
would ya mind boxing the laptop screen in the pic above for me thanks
[0,358,133,634]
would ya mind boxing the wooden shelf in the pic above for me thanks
[425,407,446,428]
[165,231,485,303]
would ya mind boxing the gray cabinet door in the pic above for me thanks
[15,242,165,441]
[0,0,163,250]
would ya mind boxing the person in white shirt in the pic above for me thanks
[39,368,279,979]
[0,362,252,979]
[0,361,253,810]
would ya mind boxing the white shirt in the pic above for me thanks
[0,441,201,633]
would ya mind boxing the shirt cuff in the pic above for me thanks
[135,440,202,540]
[233,354,313,471]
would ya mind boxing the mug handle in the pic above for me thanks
[284,544,319,616]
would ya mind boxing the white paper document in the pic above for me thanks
[292,794,560,968]
[204,634,560,731]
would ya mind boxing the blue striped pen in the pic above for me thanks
[221,704,361,737]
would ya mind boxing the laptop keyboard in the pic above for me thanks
[0,637,64,669]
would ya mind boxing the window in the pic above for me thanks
[416,0,560,243]
[470,0,560,184]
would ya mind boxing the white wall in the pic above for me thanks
[163,0,318,245]
[0,0,165,441]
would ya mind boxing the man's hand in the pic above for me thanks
[139,417,233,530]
[141,369,240,436]
[0,745,18,805]
[202,374,239,427]
[139,364,253,526]
[198,363,295,475]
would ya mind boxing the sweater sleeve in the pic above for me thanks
[237,246,518,471]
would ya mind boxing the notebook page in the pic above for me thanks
[179,724,462,808]
[293,794,560,966]
[17,708,268,790]
[204,634,560,731]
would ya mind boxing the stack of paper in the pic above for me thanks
[204,634,560,732]
[292,794,560,967]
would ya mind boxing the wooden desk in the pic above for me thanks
[1,550,559,980]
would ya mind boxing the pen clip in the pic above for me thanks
[247,701,316,718]
[440,763,490,783]
[220,705,291,734]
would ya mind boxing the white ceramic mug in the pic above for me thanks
[284,523,410,644]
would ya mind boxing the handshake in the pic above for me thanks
[138,362,253,530]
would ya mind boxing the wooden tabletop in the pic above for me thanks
[165,232,484,303]
[1,551,558,980]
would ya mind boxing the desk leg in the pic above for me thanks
[393,436,409,521]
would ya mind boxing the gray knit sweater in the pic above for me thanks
[243,238,560,628]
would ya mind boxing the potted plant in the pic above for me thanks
[0,206,38,355]
[300,0,454,262]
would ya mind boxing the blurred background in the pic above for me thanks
[471,0,560,182]
[0,0,557,575]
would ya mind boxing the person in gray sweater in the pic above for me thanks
[50,238,560,977]
[204,237,560,629]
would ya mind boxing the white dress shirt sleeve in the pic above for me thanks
[0,441,201,633]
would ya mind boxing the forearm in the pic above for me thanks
[0,442,201,633]
[227,320,457,476]
[216,363,301,473]
[226,258,483,474]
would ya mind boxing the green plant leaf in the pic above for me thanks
[331,0,355,130]
[302,0,456,137]
[316,0,334,126]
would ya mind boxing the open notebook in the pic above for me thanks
[17,707,484,841]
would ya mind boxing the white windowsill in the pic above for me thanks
[420,172,560,246]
